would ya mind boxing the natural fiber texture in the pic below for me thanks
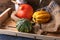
[41,0,60,32]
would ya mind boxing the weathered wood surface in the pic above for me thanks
[0,10,60,39]
[0,9,42,38]
[0,8,11,25]
[0,0,60,40]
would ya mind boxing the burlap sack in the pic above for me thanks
[41,1,60,32]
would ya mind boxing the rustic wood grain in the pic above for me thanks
[0,8,11,25]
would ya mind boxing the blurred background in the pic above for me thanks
[0,0,60,14]
[0,0,14,14]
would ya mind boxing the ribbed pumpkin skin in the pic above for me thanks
[32,10,51,24]
[16,19,32,33]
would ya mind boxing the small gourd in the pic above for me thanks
[16,18,32,33]
[32,10,51,24]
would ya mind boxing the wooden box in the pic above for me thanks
[0,8,60,40]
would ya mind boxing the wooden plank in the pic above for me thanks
[1,18,17,32]
[0,10,43,38]
[36,35,60,40]
[0,8,11,25]
[47,33,60,37]
[1,16,60,39]
[1,18,36,38]
[0,29,17,36]
[16,32,36,38]
[1,8,60,39]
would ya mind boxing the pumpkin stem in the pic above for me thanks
[40,8,46,11]
[19,6,24,10]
